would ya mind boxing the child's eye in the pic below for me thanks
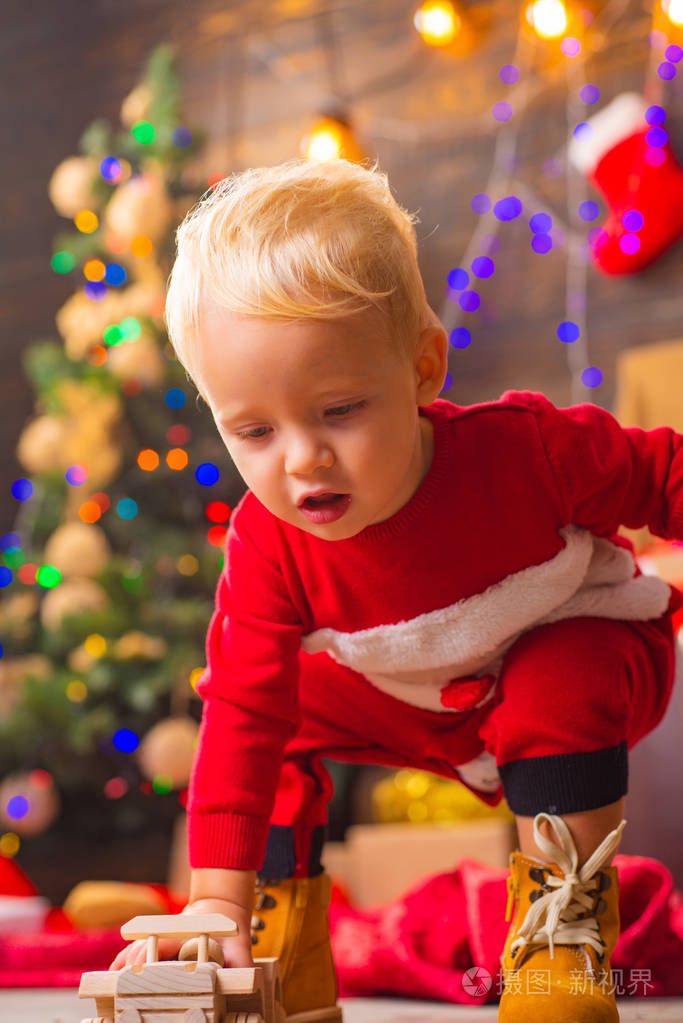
[234,402,366,441]
[236,426,270,441]
[326,401,366,417]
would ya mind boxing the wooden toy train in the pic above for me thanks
[79,913,285,1023]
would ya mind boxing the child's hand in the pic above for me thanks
[108,897,255,970]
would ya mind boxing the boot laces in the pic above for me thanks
[510,813,626,964]
[251,875,279,945]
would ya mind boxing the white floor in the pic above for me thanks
[1,989,682,1023]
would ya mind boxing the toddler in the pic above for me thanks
[111,158,683,1023]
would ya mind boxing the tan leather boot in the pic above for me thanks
[250,871,342,1023]
[499,812,626,1023]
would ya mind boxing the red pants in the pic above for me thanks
[261,614,678,879]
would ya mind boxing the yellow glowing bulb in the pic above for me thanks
[526,0,568,38]
[177,554,199,576]
[305,125,344,162]
[0,832,20,858]
[84,259,106,282]
[414,1,461,46]
[75,210,99,234]
[84,633,107,658]
[66,679,88,702]
[663,0,683,24]
[189,666,204,691]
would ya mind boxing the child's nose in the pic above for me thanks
[284,432,334,475]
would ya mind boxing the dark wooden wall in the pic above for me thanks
[2,0,683,884]
[3,0,683,530]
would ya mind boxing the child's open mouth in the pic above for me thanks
[298,493,351,523]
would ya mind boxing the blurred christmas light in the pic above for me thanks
[177,554,199,576]
[152,774,174,795]
[92,492,111,512]
[196,463,220,486]
[167,448,189,471]
[18,564,38,584]
[105,263,127,286]
[167,424,191,445]
[0,832,20,857]
[106,232,129,255]
[558,321,580,342]
[662,0,683,25]
[131,121,156,144]
[189,667,204,692]
[86,345,107,367]
[208,525,228,547]
[11,479,33,501]
[113,728,139,753]
[100,156,122,183]
[526,0,568,38]
[84,633,107,657]
[172,126,192,147]
[300,110,365,163]
[120,317,141,340]
[304,121,345,161]
[137,449,160,471]
[84,259,106,282]
[66,465,88,486]
[103,324,124,346]
[582,366,603,387]
[85,281,107,301]
[205,501,231,523]
[51,251,75,274]
[104,777,128,799]
[0,567,12,588]
[36,565,61,588]
[1,533,21,554]
[117,498,139,520]
[75,210,99,234]
[165,387,187,409]
[413,1,461,46]
[131,235,153,258]
[66,680,87,702]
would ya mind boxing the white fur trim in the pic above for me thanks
[568,92,648,175]
[301,525,672,714]
[456,751,501,794]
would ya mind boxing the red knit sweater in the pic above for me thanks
[187,391,683,869]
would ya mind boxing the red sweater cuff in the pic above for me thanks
[187,810,269,870]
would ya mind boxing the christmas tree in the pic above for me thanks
[0,45,243,872]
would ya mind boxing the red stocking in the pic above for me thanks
[568,91,683,274]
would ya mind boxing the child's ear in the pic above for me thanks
[415,325,449,404]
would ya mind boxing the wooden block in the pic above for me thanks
[117,961,218,996]
[254,958,285,1023]
[213,967,261,996]
[121,913,238,940]
[79,971,117,997]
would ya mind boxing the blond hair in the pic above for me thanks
[164,158,431,389]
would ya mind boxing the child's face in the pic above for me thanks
[196,301,447,540]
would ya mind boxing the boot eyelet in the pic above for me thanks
[251,933,259,946]
[595,897,607,915]
[529,867,546,882]
[255,892,277,910]
[251,915,266,931]
[592,871,611,892]
[529,889,544,902]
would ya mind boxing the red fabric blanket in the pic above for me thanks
[0,856,681,1001]
[328,855,683,1003]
